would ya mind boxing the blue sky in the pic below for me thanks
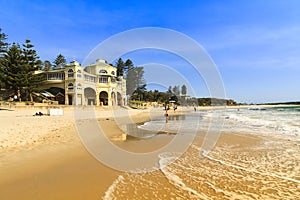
[1,0,300,103]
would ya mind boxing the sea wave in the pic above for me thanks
[226,109,300,136]
[103,108,300,199]
[103,175,125,200]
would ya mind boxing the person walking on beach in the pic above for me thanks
[165,104,170,123]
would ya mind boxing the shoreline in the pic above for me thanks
[1,106,299,199]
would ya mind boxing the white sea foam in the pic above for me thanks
[223,107,300,137]
[158,153,209,199]
[137,120,165,132]
[103,107,300,199]
[139,107,300,138]
[200,147,300,184]
[103,175,124,200]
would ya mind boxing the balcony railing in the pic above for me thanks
[44,73,65,80]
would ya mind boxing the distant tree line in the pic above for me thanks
[129,84,189,104]
[261,101,300,105]
[43,54,67,70]
[196,98,236,106]
[128,82,237,106]
[115,59,191,105]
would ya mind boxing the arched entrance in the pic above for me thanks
[117,92,122,106]
[100,91,108,106]
[84,87,96,105]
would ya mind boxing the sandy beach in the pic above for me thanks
[0,105,173,199]
[0,105,299,199]
[2,1,300,199]
[0,106,113,199]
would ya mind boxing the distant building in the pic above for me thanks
[38,59,126,106]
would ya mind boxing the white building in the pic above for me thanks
[41,59,126,106]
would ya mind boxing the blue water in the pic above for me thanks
[138,106,300,138]
[225,106,300,137]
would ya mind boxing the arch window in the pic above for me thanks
[111,71,115,75]
[99,69,107,74]
[77,83,82,90]
[77,69,82,78]
[68,83,74,90]
[68,69,74,78]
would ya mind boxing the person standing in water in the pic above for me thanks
[165,105,169,123]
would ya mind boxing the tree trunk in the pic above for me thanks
[30,92,33,102]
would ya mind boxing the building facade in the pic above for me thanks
[40,59,126,106]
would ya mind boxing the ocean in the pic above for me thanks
[104,106,300,199]
[225,106,300,137]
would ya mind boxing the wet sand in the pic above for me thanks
[106,131,299,199]
[0,106,299,199]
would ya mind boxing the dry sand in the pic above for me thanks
[0,105,183,199]
[0,106,156,200]
[1,105,298,199]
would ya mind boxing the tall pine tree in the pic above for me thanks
[0,40,43,101]
[124,59,133,77]
[53,54,66,69]
[181,84,187,95]
[126,66,145,96]
[172,85,180,96]
[21,39,43,101]
[43,60,52,71]
[0,43,23,91]
[0,28,8,89]
[116,58,125,77]
[0,28,8,57]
